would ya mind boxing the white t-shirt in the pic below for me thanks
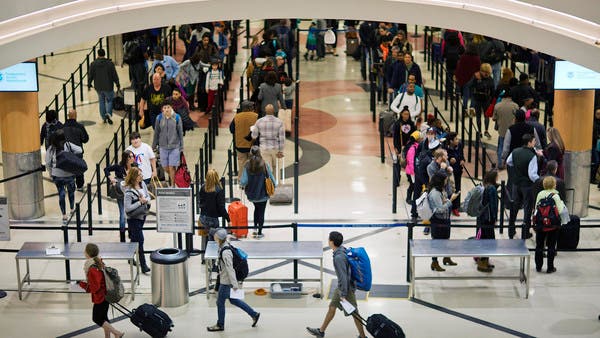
[126,143,155,180]
[390,92,422,121]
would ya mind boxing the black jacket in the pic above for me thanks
[198,186,230,221]
[88,57,120,91]
[63,119,89,148]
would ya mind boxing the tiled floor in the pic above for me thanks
[0,22,600,338]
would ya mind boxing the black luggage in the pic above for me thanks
[379,110,397,137]
[557,214,580,250]
[354,313,405,338]
[113,303,174,338]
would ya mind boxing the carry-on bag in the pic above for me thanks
[557,214,580,250]
[353,313,405,338]
[269,157,293,205]
[346,37,359,56]
[112,303,174,338]
[379,110,397,137]
[228,198,249,238]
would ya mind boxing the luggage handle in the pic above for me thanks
[276,156,285,185]
[351,311,367,327]
[111,302,132,318]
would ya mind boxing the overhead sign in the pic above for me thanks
[0,197,9,241]
[156,188,193,234]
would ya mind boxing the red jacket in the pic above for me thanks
[79,266,106,304]
[455,54,481,87]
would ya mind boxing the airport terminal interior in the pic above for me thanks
[0,2,600,338]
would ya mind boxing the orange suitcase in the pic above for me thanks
[227,200,248,238]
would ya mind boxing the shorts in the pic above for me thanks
[330,288,358,316]
[159,147,180,167]
[92,300,110,326]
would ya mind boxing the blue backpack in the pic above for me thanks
[346,247,372,291]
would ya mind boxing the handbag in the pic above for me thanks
[148,176,164,199]
[138,113,146,129]
[108,180,124,199]
[197,217,208,236]
[55,144,88,175]
[174,152,191,188]
[126,189,150,218]
[264,168,275,196]
[484,98,496,118]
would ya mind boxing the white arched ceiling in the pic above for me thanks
[0,0,599,71]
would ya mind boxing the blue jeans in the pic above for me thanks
[53,176,75,215]
[97,90,114,120]
[461,85,470,112]
[497,136,505,168]
[117,198,126,231]
[128,217,147,268]
[216,284,258,327]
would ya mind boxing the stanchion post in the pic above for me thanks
[424,88,429,114]
[62,83,68,119]
[482,142,487,178]
[120,118,125,149]
[71,73,76,108]
[370,73,376,122]
[499,180,506,234]
[392,155,398,214]
[113,132,118,163]
[232,147,238,176]
[475,133,480,179]
[468,116,473,162]
[96,163,102,215]
[63,224,71,281]
[195,163,200,213]
[379,117,385,163]
[87,183,93,235]
[79,63,84,101]
[105,148,111,192]
[227,149,234,201]
[293,222,298,282]
[76,203,82,242]
[294,162,299,214]
[406,222,413,283]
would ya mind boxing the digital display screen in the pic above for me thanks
[0,62,39,92]
[554,61,600,90]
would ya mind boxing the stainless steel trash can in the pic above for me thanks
[150,248,189,307]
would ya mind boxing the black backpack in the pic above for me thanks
[532,193,561,232]
[44,121,62,149]
[415,149,433,184]
[219,244,249,282]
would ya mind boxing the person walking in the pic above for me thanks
[239,146,276,239]
[205,58,224,114]
[124,167,151,273]
[88,48,120,124]
[428,171,460,271]
[63,109,89,191]
[506,133,541,240]
[258,71,286,116]
[251,104,285,172]
[126,132,157,185]
[207,228,260,332]
[476,170,499,273]
[534,176,568,274]
[45,129,82,223]
[492,90,519,169]
[78,243,125,338]
[40,109,63,150]
[104,150,136,242]
[152,101,184,186]
[199,169,230,261]
[306,231,367,338]
[230,101,258,177]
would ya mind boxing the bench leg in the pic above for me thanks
[525,256,530,299]
[410,256,415,298]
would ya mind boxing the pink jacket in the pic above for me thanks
[405,143,419,175]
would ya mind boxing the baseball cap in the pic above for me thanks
[428,139,440,149]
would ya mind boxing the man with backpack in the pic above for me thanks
[152,100,183,187]
[307,231,367,338]
[40,109,63,150]
[207,229,260,332]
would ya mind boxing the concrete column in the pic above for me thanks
[0,92,45,219]
[553,89,595,217]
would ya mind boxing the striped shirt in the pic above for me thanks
[251,115,285,152]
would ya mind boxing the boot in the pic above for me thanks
[477,258,493,273]
[443,257,457,266]
[431,261,445,272]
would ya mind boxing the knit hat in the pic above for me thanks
[410,130,421,140]
[214,228,228,241]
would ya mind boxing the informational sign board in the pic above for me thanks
[156,188,193,234]
[0,197,10,241]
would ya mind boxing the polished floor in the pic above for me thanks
[0,22,600,338]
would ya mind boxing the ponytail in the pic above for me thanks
[93,256,105,270]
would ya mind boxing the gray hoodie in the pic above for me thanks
[152,113,184,150]
[333,245,354,297]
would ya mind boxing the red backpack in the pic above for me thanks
[174,152,191,188]
[532,193,560,232]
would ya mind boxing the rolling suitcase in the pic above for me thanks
[113,303,173,338]
[557,214,580,250]
[228,199,249,238]
[354,313,405,338]
[269,157,293,205]
[346,37,359,56]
